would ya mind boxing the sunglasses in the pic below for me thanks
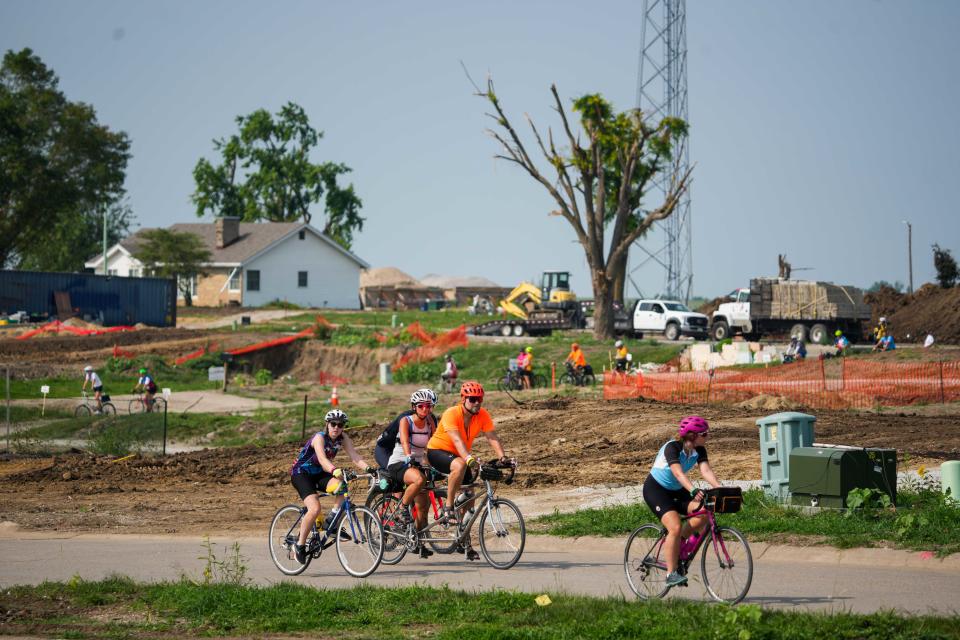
[328,422,346,428]
[415,402,434,410]
[465,396,483,403]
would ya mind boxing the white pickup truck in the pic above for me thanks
[628,299,710,341]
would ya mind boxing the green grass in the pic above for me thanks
[534,488,960,556]
[6,369,221,400]
[0,404,73,421]
[2,577,956,639]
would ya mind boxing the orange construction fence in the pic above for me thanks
[16,320,136,340]
[604,357,960,409]
[395,325,469,369]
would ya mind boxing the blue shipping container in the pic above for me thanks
[0,270,177,327]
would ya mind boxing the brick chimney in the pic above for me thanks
[216,216,240,249]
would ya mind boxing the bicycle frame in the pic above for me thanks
[644,505,737,573]
[285,475,372,558]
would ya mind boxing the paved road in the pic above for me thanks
[1,532,956,615]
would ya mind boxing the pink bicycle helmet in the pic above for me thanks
[678,415,709,438]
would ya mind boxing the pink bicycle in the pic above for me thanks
[624,487,753,604]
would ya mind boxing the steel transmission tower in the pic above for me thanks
[629,0,693,303]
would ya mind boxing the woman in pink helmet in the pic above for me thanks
[642,415,722,587]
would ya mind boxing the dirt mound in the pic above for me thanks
[735,395,796,411]
[865,284,960,344]
[285,341,399,383]
[360,267,420,288]
[696,296,726,318]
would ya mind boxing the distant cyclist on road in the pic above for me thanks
[441,354,458,390]
[132,367,158,412]
[81,365,105,414]
[289,408,374,564]
[834,330,850,356]
[642,415,722,587]
[426,381,508,562]
[565,342,592,376]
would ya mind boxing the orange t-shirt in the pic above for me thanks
[427,404,494,454]
[567,349,586,367]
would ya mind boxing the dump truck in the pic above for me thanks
[709,278,872,344]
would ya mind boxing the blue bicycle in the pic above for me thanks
[269,470,384,577]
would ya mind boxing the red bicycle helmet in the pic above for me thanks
[460,380,485,401]
[678,415,709,438]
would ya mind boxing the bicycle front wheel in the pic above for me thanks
[101,402,117,415]
[624,524,670,599]
[336,505,384,578]
[478,498,525,569]
[700,526,753,604]
[368,494,409,565]
[75,404,91,418]
[268,504,309,575]
[128,399,144,415]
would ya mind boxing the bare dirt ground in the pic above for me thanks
[1,396,956,537]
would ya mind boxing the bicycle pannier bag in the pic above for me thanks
[710,487,743,514]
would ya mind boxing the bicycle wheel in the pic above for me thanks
[268,504,310,575]
[152,398,167,413]
[533,374,547,389]
[336,505,384,578]
[583,373,597,388]
[624,524,670,599]
[426,493,458,555]
[75,404,91,418]
[101,402,117,415]
[700,526,753,604]
[559,373,574,386]
[477,498,525,569]
[369,494,409,565]
[128,399,144,415]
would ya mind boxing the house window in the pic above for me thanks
[247,270,260,291]
[128,268,141,278]
[107,269,118,276]
[298,271,308,288]
[229,269,242,291]
[177,275,198,299]
[298,230,306,240]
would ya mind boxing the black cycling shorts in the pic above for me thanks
[642,474,693,520]
[387,461,423,486]
[426,449,474,484]
[291,470,335,500]
[93,385,103,393]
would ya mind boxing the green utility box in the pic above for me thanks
[789,446,897,508]
[757,412,816,500]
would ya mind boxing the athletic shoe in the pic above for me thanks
[665,571,687,587]
[464,545,480,561]
[418,546,434,559]
[294,544,307,564]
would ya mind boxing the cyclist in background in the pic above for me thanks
[517,347,533,389]
[565,342,590,374]
[441,354,458,389]
[289,408,374,564]
[834,330,850,356]
[427,380,507,561]
[642,415,722,587]
[81,365,105,414]
[614,340,629,372]
[133,367,158,412]
[386,389,438,558]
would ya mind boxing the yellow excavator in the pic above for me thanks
[499,271,579,320]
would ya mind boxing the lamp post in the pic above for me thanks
[901,220,913,294]
[102,203,108,276]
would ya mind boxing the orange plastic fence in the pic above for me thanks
[395,325,469,369]
[318,371,350,386]
[227,326,316,356]
[16,320,136,340]
[174,342,219,366]
[604,358,960,409]
[112,345,136,359]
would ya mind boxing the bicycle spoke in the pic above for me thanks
[478,498,525,569]
[624,524,670,599]
[336,505,384,578]
[268,505,309,576]
[700,526,753,604]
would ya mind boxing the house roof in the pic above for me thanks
[96,221,368,268]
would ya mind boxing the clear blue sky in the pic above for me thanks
[3,0,958,298]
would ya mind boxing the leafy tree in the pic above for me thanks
[867,280,905,294]
[0,48,130,269]
[134,229,212,307]
[932,244,958,288]
[192,103,364,249]
[479,80,690,338]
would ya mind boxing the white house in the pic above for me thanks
[85,218,369,308]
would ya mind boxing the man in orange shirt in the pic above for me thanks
[426,380,507,561]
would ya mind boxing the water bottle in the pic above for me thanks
[377,477,391,492]
[680,532,700,558]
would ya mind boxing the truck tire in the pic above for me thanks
[711,321,730,341]
[790,324,808,342]
[500,325,513,337]
[809,323,829,345]
[664,323,681,341]
[512,324,525,337]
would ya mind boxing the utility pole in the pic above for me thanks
[902,220,913,293]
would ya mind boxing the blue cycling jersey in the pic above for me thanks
[649,440,708,491]
[291,431,343,476]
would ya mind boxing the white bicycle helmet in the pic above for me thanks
[615,340,623,348]
[83,365,93,372]
[325,408,348,424]
[410,388,438,406]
